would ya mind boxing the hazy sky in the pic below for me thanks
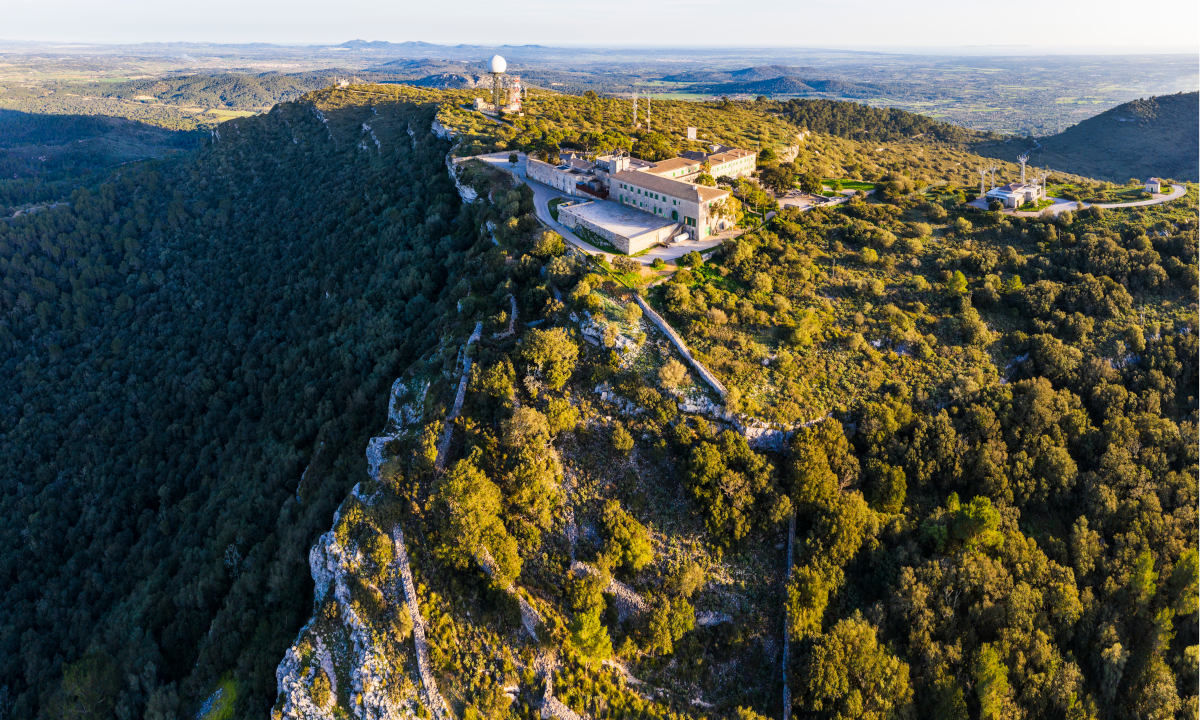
[4,0,1198,51]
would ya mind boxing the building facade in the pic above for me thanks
[610,170,732,239]
[527,157,590,196]
[706,148,757,179]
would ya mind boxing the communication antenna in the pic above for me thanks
[979,168,989,197]
[1017,153,1030,184]
[646,95,651,131]
[489,55,507,113]
[632,90,638,127]
[989,165,999,191]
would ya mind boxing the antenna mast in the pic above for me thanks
[632,91,638,127]
[646,95,651,131]
[1017,153,1030,184]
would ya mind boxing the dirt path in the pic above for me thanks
[3,200,69,221]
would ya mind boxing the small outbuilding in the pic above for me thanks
[985,182,1044,209]
[1145,177,1163,194]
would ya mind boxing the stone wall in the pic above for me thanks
[527,158,581,196]
[558,201,676,254]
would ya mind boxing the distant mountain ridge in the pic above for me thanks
[661,64,909,99]
[976,91,1198,182]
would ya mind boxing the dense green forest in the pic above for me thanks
[0,81,1195,720]
[770,98,999,145]
[652,191,1198,717]
[0,92,486,719]
[265,86,1196,720]
[0,110,199,214]
[96,71,351,109]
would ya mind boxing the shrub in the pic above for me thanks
[521,328,580,390]
[612,256,640,275]
[611,424,634,454]
[601,500,654,573]
[658,358,688,389]
[310,670,332,709]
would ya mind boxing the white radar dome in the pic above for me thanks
[489,55,507,73]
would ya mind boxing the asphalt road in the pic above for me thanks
[968,184,1188,216]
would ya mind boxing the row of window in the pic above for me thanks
[617,183,681,206]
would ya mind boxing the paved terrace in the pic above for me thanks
[560,198,677,244]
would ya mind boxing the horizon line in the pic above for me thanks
[2,37,1198,56]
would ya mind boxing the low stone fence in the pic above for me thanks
[633,295,727,399]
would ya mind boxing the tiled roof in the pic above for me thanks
[613,170,729,203]
[707,148,755,165]
[647,157,702,175]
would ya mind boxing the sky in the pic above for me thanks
[4,0,1198,52]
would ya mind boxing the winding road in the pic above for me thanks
[969,183,1188,217]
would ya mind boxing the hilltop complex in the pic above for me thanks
[528,145,756,252]
[472,54,523,114]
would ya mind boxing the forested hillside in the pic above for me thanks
[0,82,1195,720]
[0,110,199,213]
[0,90,486,719]
[267,85,1196,720]
[976,91,1199,182]
[98,71,347,109]
[770,97,997,144]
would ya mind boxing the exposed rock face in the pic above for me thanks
[274,374,437,719]
[446,158,479,204]
[274,515,421,720]
[571,561,648,621]
[430,118,455,141]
